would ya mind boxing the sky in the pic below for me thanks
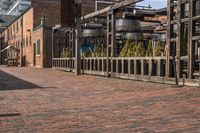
[137,0,167,9]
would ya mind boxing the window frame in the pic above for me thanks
[36,39,41,56]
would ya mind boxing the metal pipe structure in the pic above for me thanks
[83,23,103,28]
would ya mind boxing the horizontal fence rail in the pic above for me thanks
[52,57,200,86]
[52,58,76,72]
[53,56,167,77]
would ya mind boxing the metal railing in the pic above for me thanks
[52,58,75,72]
[52,56,167,78]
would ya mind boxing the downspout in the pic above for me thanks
[20,17,23,66]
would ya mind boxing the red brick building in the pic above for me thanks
[0,0,61,67]
[0,0,102,67]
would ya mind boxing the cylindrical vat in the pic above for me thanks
[184,3,189,17]
[196,0,200,16]
[82,29,102,38]
[159,33,167,43]
[116,19,141,32]
[125,32,143,41]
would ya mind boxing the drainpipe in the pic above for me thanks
[20,17,23,66]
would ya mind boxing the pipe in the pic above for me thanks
[123,10,156,18]
[83,23,103,28]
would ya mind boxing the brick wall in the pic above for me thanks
[23,8,34,67]
[31,0,61,28]
[32,27,44,67]
[81,0,116,15]
[0,0,62,67]
[43,28,52,67]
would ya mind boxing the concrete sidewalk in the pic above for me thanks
[0,66,200,133]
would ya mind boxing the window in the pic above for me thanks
[37,39,41,55]
[16,22,18,32]
[29,36,31,46]
[23,38,25,47]
[26,36,28,46]
[13,24,15,33]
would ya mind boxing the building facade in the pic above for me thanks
[0,0,99,67]
[0,0,61,67]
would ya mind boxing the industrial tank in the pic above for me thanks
[116,19,143,41]
[116,19,141,32]
[196,0,200,16]
[125,32,143,41]
[82,29,100,38]
[82,23,104,38]
[159,33,167,43]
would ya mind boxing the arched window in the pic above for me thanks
[37,39,40,55]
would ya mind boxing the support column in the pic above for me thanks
[166,0,172,77]
[188,0,194,79]
[176,0,182,78]
[107,10,116,77]
[75,1,82,75]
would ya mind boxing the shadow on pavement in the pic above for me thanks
[0,70,47,91]
[0,113,21,117]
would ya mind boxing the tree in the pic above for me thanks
[136,42,146,57]
[120,38,132,57]
[61,48,71,58]
[128,43,137,57]
[146,41,153,57]
[155,42,161,56]
[94,47,102,57]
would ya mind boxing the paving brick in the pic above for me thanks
[0,66,200,133]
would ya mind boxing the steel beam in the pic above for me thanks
[82,0,143,20]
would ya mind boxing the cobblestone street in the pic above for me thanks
[0,66,200,133]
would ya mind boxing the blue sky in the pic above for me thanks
[137,0,167,9]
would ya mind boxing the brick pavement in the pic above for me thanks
[0,66,200,133]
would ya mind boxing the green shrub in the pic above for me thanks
[127,43,137,57]
[61,48,71,58]
[83,50,92,57]
[94,47,102,57]
[155,42,161,56]
[120,38,133,57]
[136,42,146,57]
[146,41,153,57]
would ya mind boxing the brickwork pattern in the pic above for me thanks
[0,66,200,132]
